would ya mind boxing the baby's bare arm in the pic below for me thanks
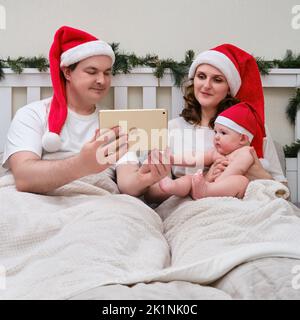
[215,146,254,181]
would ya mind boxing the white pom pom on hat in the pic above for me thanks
[42,132,62,153]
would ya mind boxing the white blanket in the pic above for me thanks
[146,180,300,284]
[0,168,170,299]
[1,154,300,299]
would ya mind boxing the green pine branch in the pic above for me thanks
[286,88,300,125]
[273,50,300,69]
[284,139,300,157]
[255,57,273,75]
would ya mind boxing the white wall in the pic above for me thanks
[0,0,299,59]
[0,0,299,145]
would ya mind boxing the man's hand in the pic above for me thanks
[78,126,128,176]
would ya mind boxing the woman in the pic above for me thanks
[117,44,287,203]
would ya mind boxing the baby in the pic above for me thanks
[159,102,265,199]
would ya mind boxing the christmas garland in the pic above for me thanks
[0,56,49,80]
[0,43,195,86]
[1,46,300,84]
[286,88,300,125]
[284,139,300,157]
[1,46,300,156]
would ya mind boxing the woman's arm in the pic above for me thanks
[116,163,144,196]
[245,147,273,181]
[263,126,288,183]
[171,149,221,167]
[116,149,172,197]
[144,182,171,204]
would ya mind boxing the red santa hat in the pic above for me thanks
[42,26,115,152]
[215,102,264,158]
[188,43,266,145]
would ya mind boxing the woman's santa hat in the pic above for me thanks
[215,102,264,158]
[188,43,266,152]
[42,26,115,152]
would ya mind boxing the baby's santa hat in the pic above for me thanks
[42,26,115,152]
[188,43,266,144]
[215,102,264,158]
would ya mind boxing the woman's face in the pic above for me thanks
[193,64,230,110]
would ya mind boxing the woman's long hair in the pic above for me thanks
[180,81,240,128]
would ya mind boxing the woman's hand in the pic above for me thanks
[138,149,172,186]
[205,157,229,182]
[245,147,273,181]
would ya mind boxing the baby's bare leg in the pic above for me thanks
[216,146,254,182]
[192,173,249,199]
[159,175,193,197]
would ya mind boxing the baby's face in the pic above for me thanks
[213,123,245,155]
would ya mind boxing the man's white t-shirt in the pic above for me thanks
[2,97,101,169]
[116,116,287,183]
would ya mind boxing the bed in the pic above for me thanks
[1,151,300,300]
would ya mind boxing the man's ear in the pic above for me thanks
[61,67,71,81]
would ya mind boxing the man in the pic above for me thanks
[2,26,128,194]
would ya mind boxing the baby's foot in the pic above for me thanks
[159,177,177,195]
[191,173,208,200]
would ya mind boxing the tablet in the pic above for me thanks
[99,109,168,152]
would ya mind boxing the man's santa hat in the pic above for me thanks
[215,102,264,158]
[188,44,266,155]
[42,26,115,152]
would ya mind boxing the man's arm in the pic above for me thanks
[9,128,128,194]
[9,152,88,194]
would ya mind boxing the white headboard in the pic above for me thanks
[0,67,185,152]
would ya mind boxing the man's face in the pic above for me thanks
[64,55,113,106]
